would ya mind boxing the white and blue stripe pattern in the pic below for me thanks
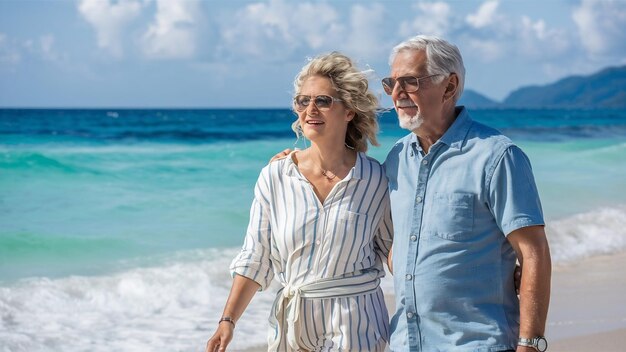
[231,151,393,351]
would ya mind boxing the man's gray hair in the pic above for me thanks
[390,35,465,102]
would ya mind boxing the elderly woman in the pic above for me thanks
[206,52,393,352]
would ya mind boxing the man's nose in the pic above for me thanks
[392,83,408,99]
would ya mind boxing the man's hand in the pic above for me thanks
[269,148,293,163]
[515,264,522,294]
[387,247,393,274]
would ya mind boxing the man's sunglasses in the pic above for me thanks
[293,95,343,112]
[381,74,442,95]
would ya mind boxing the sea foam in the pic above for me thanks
[547,206,626,263]
[0,248,276,351]
[2,205,626,351]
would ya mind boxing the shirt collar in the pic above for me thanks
[438,106,472,150]
[283,151,363,181]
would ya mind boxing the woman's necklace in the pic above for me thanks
[305,148,350,182]
[320,168,336,181]
[309,154,339,181]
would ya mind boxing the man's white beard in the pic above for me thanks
[398,110,423,131]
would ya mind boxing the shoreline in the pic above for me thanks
[239,251,626,352]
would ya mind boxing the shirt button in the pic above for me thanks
[407,312,414,319]
[415,196,422,203]
[422,159,428,165]
[405,274,412,280]
[410,235,417,241]
[316,240,321,245]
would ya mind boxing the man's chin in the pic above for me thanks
[398,114,423,131]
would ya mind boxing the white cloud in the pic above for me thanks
[220,0,295,58]
[466,0,499,29]
[519,16,570,59]
[456,2,571,63]
[399,2,452,37]
[0,33,21,65]
[289,2,344,51]
[344,4,389,60]
[219,0,345,60]
[464,38,503,62]
[216,1,392,64]
[39,34,61,61]
[141,0,200,59]
[0,33,69,65]
[572,0,626,57]
[78,0,145,58]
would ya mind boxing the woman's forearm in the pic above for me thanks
[221,274,261,322]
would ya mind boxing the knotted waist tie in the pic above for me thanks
[268,270,381,351]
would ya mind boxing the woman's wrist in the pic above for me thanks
[218,316,235,328]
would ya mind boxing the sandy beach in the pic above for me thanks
[239,251,626,351]
[547,251,626,351]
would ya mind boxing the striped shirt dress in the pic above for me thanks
[231,151,394,351]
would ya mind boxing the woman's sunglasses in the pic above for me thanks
[293,95,343,112]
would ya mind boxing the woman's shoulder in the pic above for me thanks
[359,152,382,165]
[260,152,294,179]
[358,152,386,179]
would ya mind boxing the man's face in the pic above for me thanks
[389,49,446,132]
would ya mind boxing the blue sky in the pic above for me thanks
[1,0,625,108]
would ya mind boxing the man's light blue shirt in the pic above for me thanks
[384,107,544,352]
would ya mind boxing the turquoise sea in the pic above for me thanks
[1,108,626,350]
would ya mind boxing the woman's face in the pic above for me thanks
[295,75,354,144]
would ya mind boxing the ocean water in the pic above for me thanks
[1,108,626,351]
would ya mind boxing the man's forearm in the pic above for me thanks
[507,226,552,340]
[518,250,551,338]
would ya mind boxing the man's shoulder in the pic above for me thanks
[394,133,415,146]
[385,133,413,158]
[467,119,515,150]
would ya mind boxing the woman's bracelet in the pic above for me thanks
[218,316,235,328]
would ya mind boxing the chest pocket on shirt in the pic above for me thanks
[335,211,369,272]
[430,192,474,240]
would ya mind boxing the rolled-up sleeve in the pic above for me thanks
[230,170,274,290]
[487,145,545,236]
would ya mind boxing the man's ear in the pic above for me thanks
[442,73,459,102]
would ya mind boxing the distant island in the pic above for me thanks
[459,65,626,109]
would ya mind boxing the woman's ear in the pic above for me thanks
[346,110,356,122]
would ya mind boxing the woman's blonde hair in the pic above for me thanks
[292,52,379,152]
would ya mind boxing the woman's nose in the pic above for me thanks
[306,101,320,114]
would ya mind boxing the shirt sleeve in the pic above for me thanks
[229,169,274,290]
[374,190,394,262]
[487,145,545,236]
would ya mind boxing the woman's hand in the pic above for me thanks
[206,321,235,352]
[205,275,260,352]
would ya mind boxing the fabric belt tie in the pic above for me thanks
[268,270,381,351]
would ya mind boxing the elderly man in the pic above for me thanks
[383,35,551,352]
